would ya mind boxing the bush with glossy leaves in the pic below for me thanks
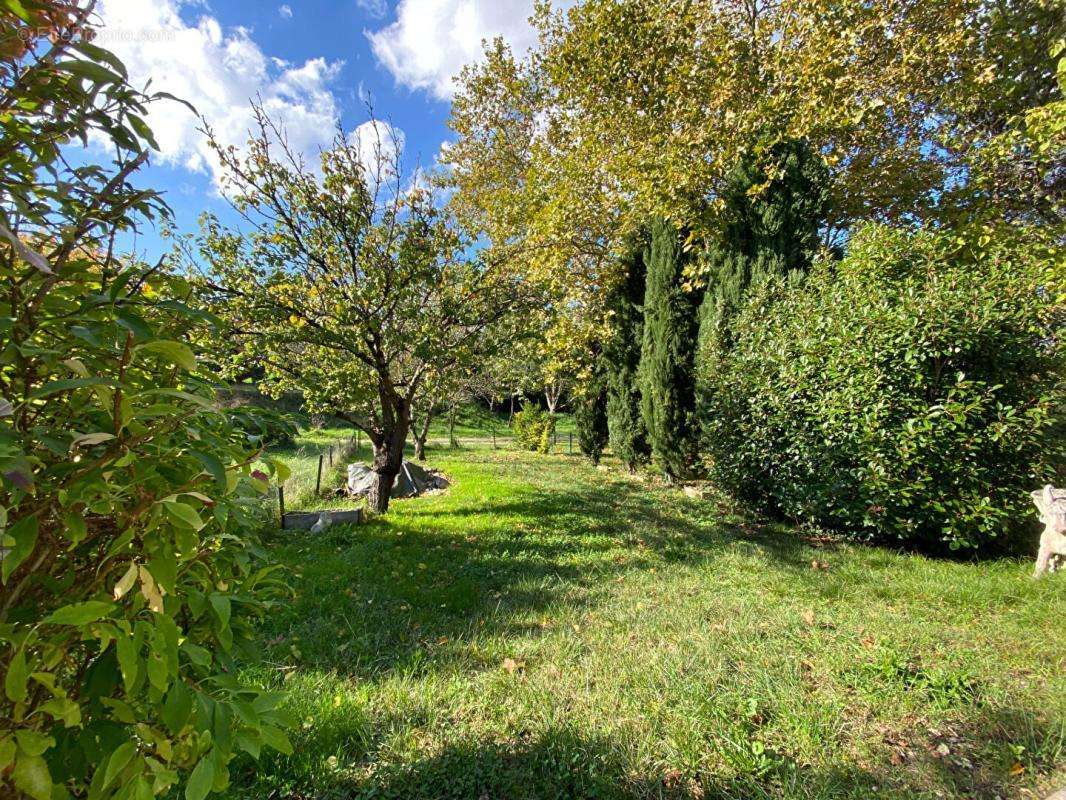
[700,223,1064,553]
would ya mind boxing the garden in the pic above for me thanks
[0,1,1063,799]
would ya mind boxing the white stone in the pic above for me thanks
[1032,485,1066,578]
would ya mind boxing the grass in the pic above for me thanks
[270,411,577,510]
[230,441,1066,800]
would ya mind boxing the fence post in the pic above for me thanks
[492,428,496,449]
[356,430,361,454]
[328,445,333,467]
[315,454,324,497]
[569,432,573,454]
[278,485,286,529]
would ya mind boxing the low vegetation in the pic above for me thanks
[229,441,1065,799]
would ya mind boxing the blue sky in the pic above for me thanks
[93,0,546,258]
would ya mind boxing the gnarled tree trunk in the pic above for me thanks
[366,394,411,513]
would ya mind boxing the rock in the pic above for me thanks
[282,509,362,531]
[346,461,449,499]
[1032,485,1066,577]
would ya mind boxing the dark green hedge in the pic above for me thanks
[699,224,1064,552]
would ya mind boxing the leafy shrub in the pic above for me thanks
[700,223,1063,552]
[512,407,556,453]
[0,9,293,798]
[0,259,295,799]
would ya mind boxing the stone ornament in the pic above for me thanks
[1032,485,1066,577]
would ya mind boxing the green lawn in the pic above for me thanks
[230,444,1065,800]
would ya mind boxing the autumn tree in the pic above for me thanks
[446,0,1062,286]
[195,107,524,512]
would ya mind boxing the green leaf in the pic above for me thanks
[114,309,154,341]
[44,601,115,626]
[163,501,204,531]
[28,377,112,399]
[71,40,129,79]
[234,731,261,760]
[162,682,192,734]
[259,725,293,756]
[136,340,197,372]
[2,515,37,583]
[40,696,81,727]
[0,734,14,770]
[56,59,123,85]
[147,555,177,594]
[191,451,227,493]
[128,115,159,151]
[115,634,139,694]
[5,648,28,702]
[185,753,215,800]
[208,594,231,629]
[12,752,52,800]
[62,513,88,545]
[14,730,53,757]
[0,0,34,24]
[102,741,136,789]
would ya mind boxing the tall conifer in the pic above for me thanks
[603,232,651,471]
[639,219,702,481]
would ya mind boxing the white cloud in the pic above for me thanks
[350,119,406,184]
[278,4,293,19]
[356,0,389,20]
[96,0,343,186]
[366,0,561,99]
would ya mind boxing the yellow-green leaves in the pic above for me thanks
[136,340,198,371]
[4,647,27,702]
[12,750,51,800]
[1,515,36,583]
[163,500,205,531]
[44,601,115,626]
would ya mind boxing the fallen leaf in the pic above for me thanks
[502,657,525,675]
[802,609,816,626]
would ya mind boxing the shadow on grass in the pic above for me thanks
[240,712,1060,800]
[234,453,1060,800]
[255,462,839,684]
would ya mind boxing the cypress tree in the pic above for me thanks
[603,232,650,471]
[697,140,830,448]
[639,218,703,481]
[575,362,609,465]
[698,139,830,359]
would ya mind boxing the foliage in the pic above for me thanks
[700,223,1064,552]
[697,138,831,358]
[638,220,702,481]
[446,0,1063,287]
[512,407,556,454]
[229,406,301,450]
[192,105,526,512]
[603,233,650,472]
[0,6,293,797]
[574,369,608,466]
